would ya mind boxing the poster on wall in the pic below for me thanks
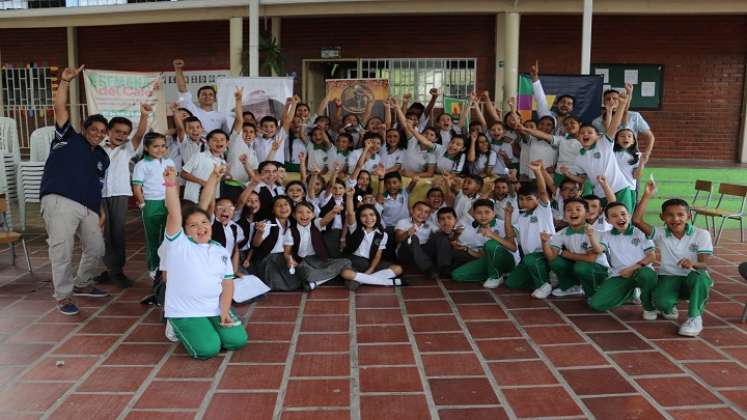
[216,77,294,121]
[324,79,390,119]
[162,70,230,112]
[82,69,167,133]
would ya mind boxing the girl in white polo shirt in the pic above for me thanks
[160,166,247,359]
[132,133,176,278]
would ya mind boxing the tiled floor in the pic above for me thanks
[1,213,747,419]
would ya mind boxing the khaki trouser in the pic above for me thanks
[41,194,105,300]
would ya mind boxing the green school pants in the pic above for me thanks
[601,187,635,214]
[588,267,658,312]
[451,240,516,282]
[653,270,713,317]
[170,310,248,359]
[505,252,550,291]
[549,257,609,297]
[142,199,167,272]
[553,173,593,196]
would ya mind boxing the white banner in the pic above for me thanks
[217,77,294,121]
[162,69,230,111]
[83,69,167,134]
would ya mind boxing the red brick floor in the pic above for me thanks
[0,218,746,419]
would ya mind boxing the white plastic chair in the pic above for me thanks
[29,126,55,163]
[17,162,45,231]
[0,118,21,197]
[1,154,19,230]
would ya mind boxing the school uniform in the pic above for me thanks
[454,191,479,224]
[327,146,351,174]
[182,151,225,203]
[347,148,381,174]
[318,193,346,257]
[493,195,518,222]
[650,224,713,317]
[425,229,475,277]
[212,218,244,259]
[343,222,389,272]
[381,190,410,228]
[547,225,610,296]
[615,150,640,194]
[452,219,519,282]
[163,229,247,359]
[286,135,306,172]
[402,136,436,173]
[526,135,560,178]
[177,91,232,134]
[592,110,651,137]
[553,135,593,196]
[225,132,258,202]
[589,225,658,312]
[101,139,139,278]
[254,127,288,164]
[574,136,635,212]
[254,181,280,221]
[394,218,438,274]
[590,215,613,233]
[283,219,351,287]
[381,148,405,171]
[179,136,206,186]
[491,134,518,169]
[431,144,465,175]
[505,202,555,291]
[249,219,300,291]
[132,156,176,272]
[439,126,461,149]
[306,142,330,173]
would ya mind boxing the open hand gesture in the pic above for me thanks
[61,65,85,82]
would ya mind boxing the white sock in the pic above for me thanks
[315,278,334,287]
[372,269,397,279]
[354,272,396,286]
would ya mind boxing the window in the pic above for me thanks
[360,58,477,105]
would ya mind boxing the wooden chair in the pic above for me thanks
[0,198,31,273]
[691,183,747,246]
[690,180,713,233]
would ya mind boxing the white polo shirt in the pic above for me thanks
[177,91,231,134]
[590,215,613,233]
[402,137,435,173]
[347,148,381,174]
[319,193,345,230]
[326,147,350,173]
[283,219,323,258]
[102,140,138,197]
[306,143,330,172]
[439,127,461,149]
[182,151,225,203]
[394,218,436,245]
[649,224,713,276]
[514,202,555,254]
[348,223,388,258]
[493,195,518,222]
[132,156,176,200]
[615,150,640,190]
[556,136,583,175]
[458,219,520,264]
[226,131,258,185]
[381,190,410,227]
[254,127,288,164]
[599,225,655,276]
[549,225,610,267]
[163,229,234,319]
[218,219,245,255]
[454,191,479,223]
[575,136,631,197]
[432,144,465,175]
[179,136,205,176]
[381,148,405,171]
[528,135,560,169]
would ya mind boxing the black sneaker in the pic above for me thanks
[72,286,109,298]
[344,280,361,291]
[140,294,157,305]
[58,299,80,316]
[93,271,111,284]
[112,273,133,289]
[303,281,317,292]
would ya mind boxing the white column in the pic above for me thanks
[0,50,5,116]
[248,0,259,77]
[271,17,281,76]
[229,17,243,76]
[502,12,520,103]
[494,14,505,107]
[739,65,747,163]
[66,26,80,130]
[581,0,593,74]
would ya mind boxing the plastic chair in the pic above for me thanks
[691,183,747,246]
[1,154,19,230]
[0,197,31,273]
[17,162,45,231]
[29,126,55,163]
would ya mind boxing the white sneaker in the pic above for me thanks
[678,316,703,337]
[165,320,179,343]
[629,288,642,305]
[662,307,679,320]
[392,278,403,286]
[642,310,658,321]
[483,277,503,289]
[551,285,584,297]
[548,272,559,288]
[149,270,157,280]
[531,283,553,299]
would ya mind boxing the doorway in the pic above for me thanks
[302,59,360,113]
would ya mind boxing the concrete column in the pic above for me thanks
[248,0,259,77]
[66,26,80,130]
[581,0,593,74]
[739,64,747,163]
[0,50,5,116]
[270,17,281,76]
[494,14,505,108]
[502,12,520,104]
[229,17,243,76]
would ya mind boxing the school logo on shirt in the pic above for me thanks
[688,244,698,252]
[631,237,640,246]
[222,255,229,265]
[581,242,590,250]
[529,216,538,223]
[593,152,601,159]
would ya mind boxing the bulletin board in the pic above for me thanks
[590,64,663,110]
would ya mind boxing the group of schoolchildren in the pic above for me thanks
[97,59,714,359]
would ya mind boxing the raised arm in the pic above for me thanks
[516,125,553,143]
[632,180,656,237]
[596,175,617,203]
[467,131,477,163]
[232,87,244,134]
[360,91,375,126]
[423,88,439,124]
[281,96,298,130]
[173,59,187,93]
[345,186,356,226]
[458,92,477,129]
[374,164,386,204]
[472,96,488,132]
[390,98,414,137]
[317,90,333,117]
[480,90,501,125]
[406,175,419,194]
[130,103,152,151]
[530,61,552,118]
[198,164,224,211]
[171,102,186,142]
[529,160,550,205]
[605,85,631,135]
[164,167,182,237]
[55,65,84,127]
[384,99,392,129]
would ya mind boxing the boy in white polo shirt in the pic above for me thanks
[505,161,557,299]
[98,105,148,287]
[394,201,437,279]
[589,201,658,319]
[633,180,713,337]
[544,197,609,298]
[181,130,228,203]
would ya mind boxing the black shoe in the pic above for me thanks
[140,294,157,305]
[94,271,111,284]
[344,279,361,291]
[739,262,747,281]
[426,269,439,282]
[112,273,133,289]
[303,281,317,292]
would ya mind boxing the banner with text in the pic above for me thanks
[217,77,294,121]
[83,69,167,133]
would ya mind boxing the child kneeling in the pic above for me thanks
[161,167,247,359]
